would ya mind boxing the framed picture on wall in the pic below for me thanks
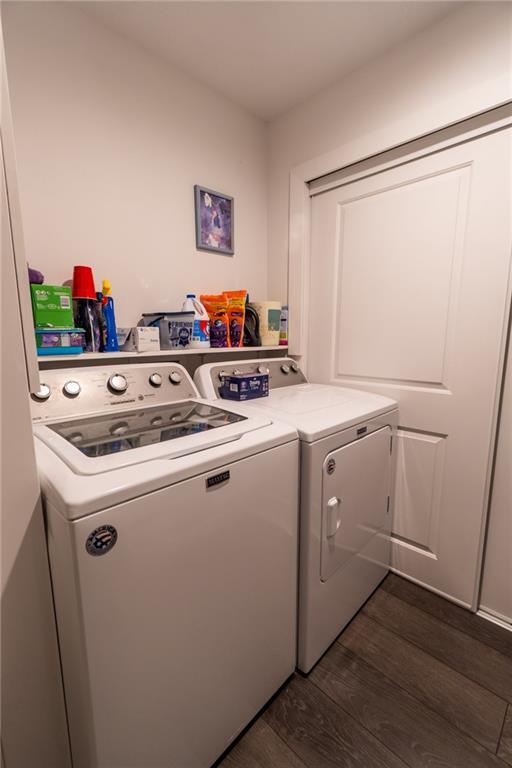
[194,185,234,255]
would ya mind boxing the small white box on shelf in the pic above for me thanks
[118,326,160,353]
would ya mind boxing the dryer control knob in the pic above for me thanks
[169,371,182,385]
[290,362,299,373]
[232,369,242,375]
[258,365,269,375]
[149,373,162,387]
[218,369,227,382]
[108,374,128,393]
[63,380,81,397]
[33,383,51,401]
[280,364,291,375]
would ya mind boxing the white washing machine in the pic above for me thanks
[31,363,299,768]
[195,358,398,673]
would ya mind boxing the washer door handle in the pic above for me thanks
[326,496,341,538]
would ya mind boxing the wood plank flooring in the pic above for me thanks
[218,573,512,768]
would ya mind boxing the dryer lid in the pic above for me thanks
[234,384,397,442]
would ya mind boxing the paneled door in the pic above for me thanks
[308,127,512,607]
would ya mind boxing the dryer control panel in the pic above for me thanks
[195,357,307,399]
[31,363,198,422]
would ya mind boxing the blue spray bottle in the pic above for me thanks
[101,279,119,352]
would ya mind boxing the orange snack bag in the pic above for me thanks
[223,290,247,348]
[200,294,230,347]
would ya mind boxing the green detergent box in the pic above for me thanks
[30,284,74,328]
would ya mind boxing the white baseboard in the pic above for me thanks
[389,567,471,610]
[477,608,512,632]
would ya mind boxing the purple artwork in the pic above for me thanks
[194,186,234,255]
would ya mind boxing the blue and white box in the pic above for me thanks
[219,372,269,401]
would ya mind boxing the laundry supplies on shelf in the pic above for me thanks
[251,301,282,346]
[181,294,210,348]
[280,306,289,346]
[118,326,160,352]
[30,282,84,356]
[224,290,247,348]
[35,328,85,356]
[243,301,262,347]
[138,312,195,349]
[200,293,230,347]
[30,284,74,329]
[219,372,269,401]
[72,265,102,352]
[101,279,119,352]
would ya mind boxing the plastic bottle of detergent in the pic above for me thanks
[182,294,210,348]
[101,279,119,352]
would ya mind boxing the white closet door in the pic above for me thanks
[308,127,512,607]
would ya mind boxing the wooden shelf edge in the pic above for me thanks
[38,346,289,366]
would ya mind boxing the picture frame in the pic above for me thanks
[194,185,234,255]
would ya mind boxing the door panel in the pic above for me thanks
[393,429,445,553]
[334,167,468,385]
[309,128,512,605]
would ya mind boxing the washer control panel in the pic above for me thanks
[204,357,306,398]
[31,362,198,422]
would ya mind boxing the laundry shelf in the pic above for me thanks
[38,345,288,367]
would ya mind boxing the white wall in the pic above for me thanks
[2,2,268,327]
[268,1,512,302]
[480,333,512,624]
[5,3,510,316]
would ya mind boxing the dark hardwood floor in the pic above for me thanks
[218,573,512,768]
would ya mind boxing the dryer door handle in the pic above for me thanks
[326,496,341,538]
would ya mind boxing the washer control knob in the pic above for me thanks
[290,362,299,373]
[280,364,291,375]
[108,374,128,393]
[232,369,242,375]
[149,373,162,387]
[110,421,129,436]
[33,383,51,401]
[258,365,269,375]
[63,380,81,397]
[151,416,163,426]
[217,369,227,382]
[169,371,182,385]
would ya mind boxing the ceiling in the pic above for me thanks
[84,1,461,121]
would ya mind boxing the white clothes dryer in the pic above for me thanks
[31,363,299,768]
[194,358,398,673]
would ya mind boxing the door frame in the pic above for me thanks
[288,103,512,611]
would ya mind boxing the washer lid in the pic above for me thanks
[231,384,397,442]
[34,398,273,475]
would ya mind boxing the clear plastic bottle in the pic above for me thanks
[181,294,210,348]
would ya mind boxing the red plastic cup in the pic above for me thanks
[72,265,96,299]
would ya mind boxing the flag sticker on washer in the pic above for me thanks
[86,525,118,556]
[206,470,230,489]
